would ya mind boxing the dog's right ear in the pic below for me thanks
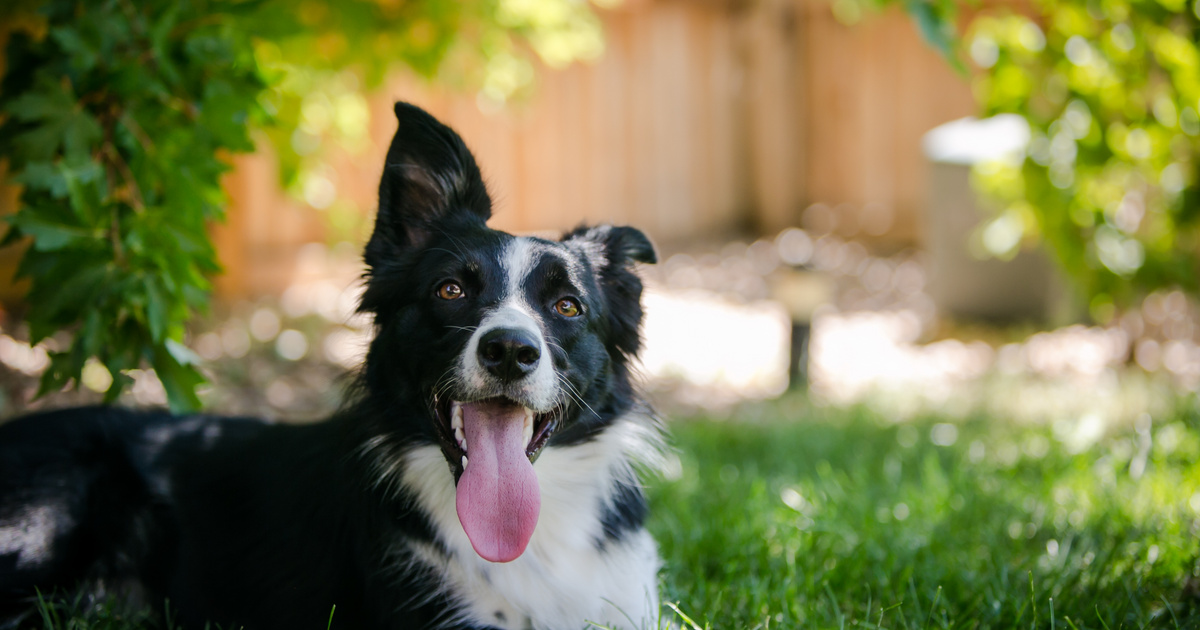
[365,102,492,268]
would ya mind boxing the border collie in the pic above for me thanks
[0,102,663,630]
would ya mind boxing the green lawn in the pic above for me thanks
[650,396,1200,629]
[26,397,1200,629]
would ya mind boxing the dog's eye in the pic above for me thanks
[555,298,581,318]
[437,282,465,300]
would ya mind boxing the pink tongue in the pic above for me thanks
[455,401,541,563]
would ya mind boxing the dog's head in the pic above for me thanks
[357,103,655,563]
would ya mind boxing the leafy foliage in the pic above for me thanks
[965,0,1200,319]
[0,0,605,411]
[0,0,265,411]
[846,0,1198,318]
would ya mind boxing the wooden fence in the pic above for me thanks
[2,0,979,300]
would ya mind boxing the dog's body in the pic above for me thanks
[0,103,662,630]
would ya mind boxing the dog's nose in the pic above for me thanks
[478,328,541,381]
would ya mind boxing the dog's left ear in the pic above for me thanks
[366,102,491,269]
[563,224,656,359]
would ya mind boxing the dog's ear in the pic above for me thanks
[563,224,657,270]
[366,102,491,268]
[563,224,657,359]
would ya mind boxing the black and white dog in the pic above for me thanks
[0,103,663,630]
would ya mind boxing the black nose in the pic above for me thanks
[478,328,541,381]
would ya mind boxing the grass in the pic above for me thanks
[23,397,1200,629]
[649,396,1200,629]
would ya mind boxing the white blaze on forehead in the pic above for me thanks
[509,236,593,302]
[499,235,591,309]
[494,236,546,333]
[502,237,539,301]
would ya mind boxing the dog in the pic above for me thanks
[0,102,663,630]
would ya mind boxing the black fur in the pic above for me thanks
[0,103,657,630]
[597,478,648,548]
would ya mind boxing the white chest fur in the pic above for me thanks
[397,419,661,630]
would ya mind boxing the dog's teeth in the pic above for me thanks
[461,455,468,470]
[451,404,463,430]
[454,426,466,450]
[523,419,534,449]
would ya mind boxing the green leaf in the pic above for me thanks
[144,276,168,343]
[50,25,98,72]
[61,110,102,162]
[4,81,74,123]
[80,309,106,359]
[9,122,71,163]
[9,214,97,251]
[34,263,107,324]
[36,351,75,399]
[103,369,134,404]
[13,162,68,197]
[5,77,101,163]
[905,0,964,73]
[149,2,184,87]
[151,347,204,413]
[13,159,103,199]
[165,338,201,366]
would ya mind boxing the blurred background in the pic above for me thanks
[2,0,1194,426]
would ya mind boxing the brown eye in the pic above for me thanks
[555,298,581,318]
[437,282,464,300]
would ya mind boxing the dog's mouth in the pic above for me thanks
[433,397,560,563]
[434,397,559,475]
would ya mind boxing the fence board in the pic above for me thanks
[0,0,979,300]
